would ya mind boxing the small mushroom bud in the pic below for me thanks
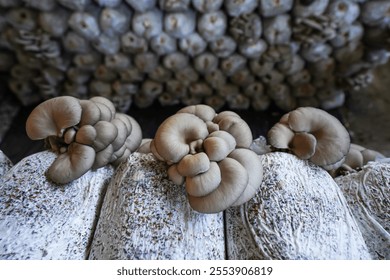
[287,69,311,87]
[204,95,226,111]
[132,9,163,40]
[244,82,264,98]
[64,127,77,144]
[73,52,102,71]
[67,67,91,84]
[89,80,112,98]
[189,82,213,98]
[164,11,196,39]
[230,68,255,87]
[68,12,100,40]
[250,60,275,78]
[119,68,144,83]
[93,144,115,170]
[141,79,164,99]
[198,11,227,42]
[301,43,332,63]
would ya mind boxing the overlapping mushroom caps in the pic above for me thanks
[26,96,142,184]
[267,107,350,171]
[338,143,385,173]
[150,104,263,214]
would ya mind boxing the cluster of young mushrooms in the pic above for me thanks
[26,95,142,184]
[26,96,384,213]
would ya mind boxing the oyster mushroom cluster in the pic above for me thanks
[1,1,389,111]
[267,106,350,171]
[150,104,263,213]
[338,143,385,173]
[26,95,142,184]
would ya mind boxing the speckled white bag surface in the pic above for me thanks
[226,152,372,260]
[335,161,390,260]
[0,150,12,178]
[1,151,388,260]
[0,151,114,260]
[88,152,226,260]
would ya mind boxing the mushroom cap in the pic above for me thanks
[213,114,253,148]
[228,148,263,206]
[26,96,82,140]
[267,123,294,149]
[75,125,97,146]
[203,131,236,162]
[47,142,96,184]
[153,112,209,163]
[188,157,249,213]
[288,107,350,169]
[111,118,130,151]
[186,161,221,197]
[92,144,114,170]
[79,100,101,126]
[343,146,364,170]
[167,163,185,185]
[124,115,143,152]
[92,121,118,152]
[90,96,116,117]
[177,104,216,122]
[268,107,351,170]
[136,138,153,154]
[91,101,113,122]
[290,132,317,160]
[177,152,210,177]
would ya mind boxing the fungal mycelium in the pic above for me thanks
[25,95,142,184]
[150,104,263,214]
[1,0,389,112]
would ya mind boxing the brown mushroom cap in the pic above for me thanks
[125,116,143,152]
[167,164,185,185]
[153,113,209,163]
[75,125,97,146]
[213,114,253,148]
[92,121,118,151]
[79,100,101,126]
[177,104,217,122]
[228,148,263,206]
[188,157,249,213]
[268,107,351,170]
[92,144,114,170]
[185,161,221,197]
[47,142,96,184]
[177,152,210,177]
[26,96,82,140]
